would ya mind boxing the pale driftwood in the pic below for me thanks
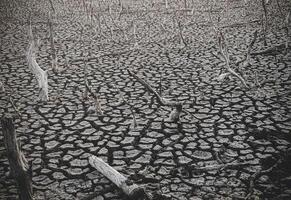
[89,155,144,198]
[1,117,33,200]
[127,69,182,121]
[26,22,49,101]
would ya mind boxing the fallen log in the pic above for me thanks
[127,69,182,121]
[88,155,145,198]
[1,117,33,200]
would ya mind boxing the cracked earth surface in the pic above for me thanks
[0,0,291,199]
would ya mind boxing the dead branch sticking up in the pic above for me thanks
[26,20,49,101]
[48,11,58,72]
[218,32,249,88]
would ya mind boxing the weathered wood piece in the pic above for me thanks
[89,155,145,198]
[26,21,49,101]
[1,117,33,200]
[127,69,182,121]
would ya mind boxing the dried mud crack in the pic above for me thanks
[0,0,291,200]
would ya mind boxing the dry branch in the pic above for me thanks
[48,11,58,71]
[120,95,138,129]
[218,32,249,88]
[242,30,258,68]
[261,0,268,46]
[246,158,282,199]
[89,155,145,198]
[285,11,290,53]
[127,69,182,121]
[48,0,55,14]
[26,21,49,101]
[83,58,102,115]
[250,42,289,56]
[190,161,257,173]
[1,117,33,200]
[84,79,103,115]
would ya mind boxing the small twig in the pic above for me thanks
[243,30,258,67]
[48,0,55,14]
[250,42,289,56]
[190,161,257,173]
[285,11,290,53]
[174,13,187,47]
[261,0,268,46]
[120,95,138,129]
[9,97,22,119]
[48,11,58,72]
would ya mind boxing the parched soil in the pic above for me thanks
[0,0,291,199]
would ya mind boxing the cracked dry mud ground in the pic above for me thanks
[0,0,291,199]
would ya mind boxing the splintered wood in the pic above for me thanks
[89,155,144,198]
[26,21,49,101]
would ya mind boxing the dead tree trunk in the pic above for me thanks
[89,155,145,198]
[1,117,33,200]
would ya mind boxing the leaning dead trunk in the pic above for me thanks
[26,22,49,101]
[1,117,33,200]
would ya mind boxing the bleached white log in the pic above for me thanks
[89,155,143,197]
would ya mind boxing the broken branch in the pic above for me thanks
[127,69,182,121]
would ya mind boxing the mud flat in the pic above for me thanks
[0,0,290,199]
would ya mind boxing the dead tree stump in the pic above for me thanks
[1,117,33,200]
